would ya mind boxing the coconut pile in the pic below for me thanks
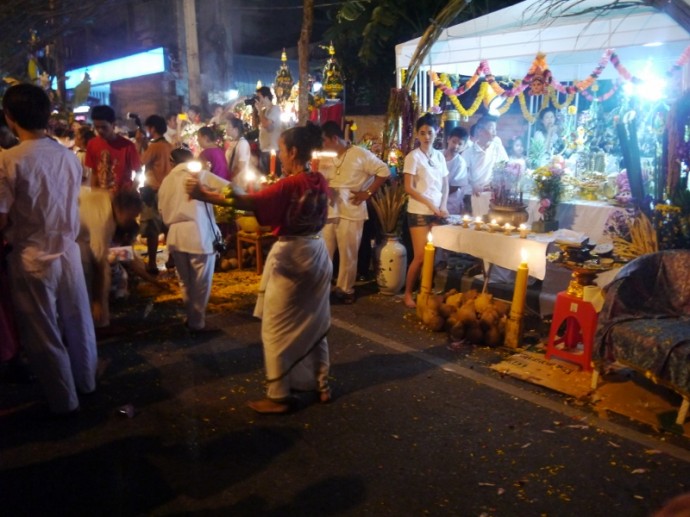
[417,289,510,347]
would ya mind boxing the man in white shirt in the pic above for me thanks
[321,121,390,304]
[464,115,508,216]
[444,126,470,215]
[254,86,282,176]
[0,84,97,415]
[159,148,229,332]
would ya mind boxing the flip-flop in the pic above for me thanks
[247,398,294,414]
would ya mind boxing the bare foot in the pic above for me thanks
[319,388,332,404]
[403,294,416,309]
[247,398,292,414]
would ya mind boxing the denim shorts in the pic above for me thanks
[407,213,443,228]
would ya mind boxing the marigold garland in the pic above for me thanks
[518,91,537,124]
[432,73,489,118]
[547,87,575,110]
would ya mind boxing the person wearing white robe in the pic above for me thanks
[0,84,97,415]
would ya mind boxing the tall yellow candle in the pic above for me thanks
[420,232,435,294]
[510,248,529,317]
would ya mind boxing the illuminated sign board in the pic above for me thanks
[56,47,166,89]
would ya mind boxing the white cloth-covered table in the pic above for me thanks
[432,225,553,280]
[469,194,618,244]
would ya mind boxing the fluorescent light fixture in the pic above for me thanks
[227,89,239,101]
[73,105,90,113]
[642,42,663,47]
[56,47,166,90]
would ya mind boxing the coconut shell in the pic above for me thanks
[439,303,456,319]
[445,313,459,329]
[493,299,510,317]
[457,304,477,326]
[426,295,443,312]
[427,314,445,332]
[485,326,502,347]
[474,292,494,314]
[445,292,464,308]
[443,288,458,301]
[449,321,466,341]
[479,309,499,331]
[464,289,479,301]
[465,324,485,345]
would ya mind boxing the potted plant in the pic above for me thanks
[370,181,408,295]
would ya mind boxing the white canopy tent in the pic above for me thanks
[395,0,690,110]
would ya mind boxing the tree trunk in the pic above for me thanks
[298,0,314,126]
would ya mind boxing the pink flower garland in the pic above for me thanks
[429,44,690,101]
[580,79,622,102]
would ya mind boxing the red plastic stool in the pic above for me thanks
[545,292,598,371]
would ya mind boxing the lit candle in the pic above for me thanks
[462,214,471,228]
[420,232,435,294]
[311,151,320,172]
[269,149,276,176]
[187,160,202,175]
[245,167,256,194]
[510,249,529,318]
[488,219,498,233]
[518,224,528,239]
[474,216,483,230]
[503,223,514,235]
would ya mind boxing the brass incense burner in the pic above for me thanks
[551,241,613,298]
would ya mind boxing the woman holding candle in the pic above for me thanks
[187,123,332,414]
[402,113,449,309]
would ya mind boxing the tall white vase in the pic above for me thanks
[376,234,407,295]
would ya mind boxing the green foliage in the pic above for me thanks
[325,0,520,112]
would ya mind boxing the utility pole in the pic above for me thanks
[183,0,202,106]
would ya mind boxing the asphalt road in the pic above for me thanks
[2,280,690,516]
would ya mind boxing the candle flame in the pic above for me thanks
[427,232,433,244]
[521,248,528,263]
[187,160,202,173]
[270,149,276,156]
[519,223,526,230]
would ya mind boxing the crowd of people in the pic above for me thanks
[0,78,522,416]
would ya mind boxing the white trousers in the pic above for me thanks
[323,218,364,295]
[254,236,331,400]
[9,242,97,413]
[172,250,216,330]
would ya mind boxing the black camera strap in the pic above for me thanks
[204,201,223,252]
